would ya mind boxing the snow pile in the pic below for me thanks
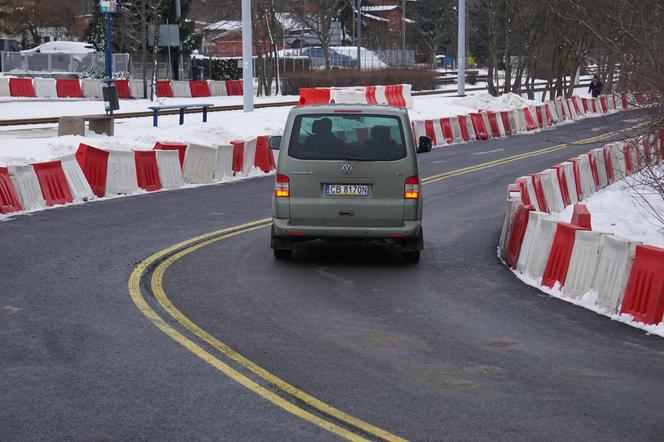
[450,92,535,112]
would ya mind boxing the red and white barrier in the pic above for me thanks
[214,144,235,180]
[0,77,10,97]
[33,78,58,98]
[171,80,192,98]
[563,230,603,298]
[156,150,184,189]
[106,150,138,195]
[82,79,103,99]
[209,81,228,97]
[9,165,46,210]
[183,143,217,184]
[59,154,94,201]
[593,235,640,313]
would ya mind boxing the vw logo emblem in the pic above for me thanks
[342,164,352,175]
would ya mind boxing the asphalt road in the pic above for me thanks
[2,110,663,441]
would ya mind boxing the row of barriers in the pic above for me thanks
[297,84,414,109]
[411,93,637,148]
[0,77,246,99]
[498,130,664,327]
[0,137,276,215]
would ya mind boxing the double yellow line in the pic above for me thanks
[128,120,646,441]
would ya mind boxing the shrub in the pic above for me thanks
[280,68,437,95]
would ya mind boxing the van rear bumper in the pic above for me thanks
[272,218,421,240]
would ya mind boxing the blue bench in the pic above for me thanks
[148,103,214,127]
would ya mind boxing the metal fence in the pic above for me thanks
[0,52,130,74]
[280,48,415,70]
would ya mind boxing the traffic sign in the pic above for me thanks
[100,0,117,13]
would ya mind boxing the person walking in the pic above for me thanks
[589,74,603,98]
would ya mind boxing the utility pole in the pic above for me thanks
[141,0,147,98]
[241,0,254,112]
[175,0,184,80]
[457,0,465,96]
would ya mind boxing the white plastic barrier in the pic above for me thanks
[9,165,46,210]
[559,162,579,205]
[498,197,520,261]
[464,116,476,140]
[183,143,216,184]
[594,97,603,114]
[401,84,414,109]
[572,96,584,116]
[576,154,596,198]
[496,113,508,135]
[330,88,367,105]
[481,112,492,137]
[171,80,192,98]
[106,150,138,195]
[412,120,426,143]
[239,137,258,175]
[525,218,557,280]
[156,150,184,189]
[33,78,58,98]
[590,148,609,189]
[81,79,103,99]
[130,80,144,99]
[592,235,641,313]
[565,99,577,120]
[374,86,387,106]
[0,77,10,97]
[209,80,228,96]
[59,154,94,201]
[516,211,548,274]
[555,100,566,121]
[449,116,464,143]
[214,144,234,180]
[432,119,445,145]
[539,169,565,213]
[563,230,604,299]
[608,143,627,180]
[511,109,528,133]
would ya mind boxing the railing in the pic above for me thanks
[0,52,130,74]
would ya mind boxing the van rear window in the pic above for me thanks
[288,114,407,161]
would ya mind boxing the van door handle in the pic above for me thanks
[339,210,354,216]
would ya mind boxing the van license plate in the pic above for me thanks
[324,184,369,197]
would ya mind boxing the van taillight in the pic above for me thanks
[275,173,290,197]
[404,175,419,199]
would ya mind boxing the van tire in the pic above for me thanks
[402,250,420,263]
[274,249,292,260]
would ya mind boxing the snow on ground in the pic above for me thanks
[513,168,664,337]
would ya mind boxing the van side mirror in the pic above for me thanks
[269,136,282,150]
[417,136,432,153]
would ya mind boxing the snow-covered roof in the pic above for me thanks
[204,20,242,32]
[360,11,414,24]
[275,13,305,32]
[362,5,399,12]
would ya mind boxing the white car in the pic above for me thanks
[21,41,96,54]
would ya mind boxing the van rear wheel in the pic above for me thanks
[274,249,292,260]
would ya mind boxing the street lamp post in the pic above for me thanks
[241,0,254,112]
[457,0,465,96]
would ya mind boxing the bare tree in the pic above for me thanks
[291,0,345,70]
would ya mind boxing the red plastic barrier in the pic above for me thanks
[523,108,538,131]
[552,164,572,207]
[500,111,512,136]
[621,93,629,109]
[542,223,588,288]
[156,80,173,98]
[114,79,132,99]
[530,174,549,213]
[297,88,330,106]
[571,204,592,230]
[135,150,162,191]
[225,80,243,96]
[56,79,83,98]
[623,143,634,175]
[506,204,534,268]
[486,112,501,137]
[620,245,664,324]
[515,177,533,207]
[469,113,489,140]
[424,120,437,146]
[568,158,584,200]
[32,160,73,206]
[458,115,471,141]
[75,143,109,198]
[385,84,406,108]
[9,78,36,97]
[440,118,454,144]
[572,97,582,115]
[0,167,23,214]
[587,153,600,188]
[582,98,590,113]
[603,146,614,184]
[599,96,608,113]
[230,140,245,174]
[591,99,598,114]
[535,106,545,128]
[154,141,187,169]
[365,86,377,105]
[254,136,276,173]
[544,106,554,126]
[189,80,211,98]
